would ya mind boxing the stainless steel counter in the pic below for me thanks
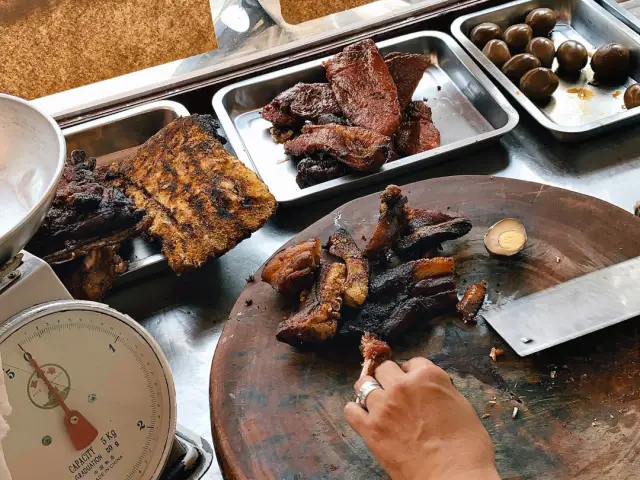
[97,1,640,478]
[104,103,640,477]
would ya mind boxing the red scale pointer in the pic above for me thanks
[20,345,98,451]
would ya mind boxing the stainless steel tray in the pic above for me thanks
[599,0,640,34]
[452,0,640,142]
[61,100,190,283]
[212,31,518,206]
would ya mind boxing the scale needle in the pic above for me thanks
[20,345,98,451]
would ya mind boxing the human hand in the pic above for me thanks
[344,358,500,480]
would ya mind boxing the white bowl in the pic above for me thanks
[0,95,65,265]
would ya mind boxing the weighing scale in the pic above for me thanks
[0,96,213,479]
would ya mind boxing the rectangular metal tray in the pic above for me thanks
[599,0,640,34]
[61,100,190,283]
[452,0,640,142]
[212,31,518,206]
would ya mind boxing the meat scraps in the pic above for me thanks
[27,149,146,264]
[285,124,395,172]
[363,185,409,259]
[276,262,346,346]
[296,156,350,188]
[116,114,277,274]
[457,280,488,323]
[384,52,430,110]
[63,246,127,301]
[395,207,473,258]
[262,238,321,294]
[261,83,343,128]
[395,101,441,157]
[324,39,401,136]
[360,333,392,378]
[342,257,457,339]
[326,229,369,308]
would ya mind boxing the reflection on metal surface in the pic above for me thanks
[33,0,462,121]
[220,5,251,33]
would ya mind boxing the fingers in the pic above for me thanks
[354,375,386,412]
[344,402,369,434]
[374,360,405,389]
[400,357,435,372]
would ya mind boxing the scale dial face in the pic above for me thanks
[0,301,176,480]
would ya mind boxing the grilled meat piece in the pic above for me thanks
[316,114,349,126]
[262,83,343,128]
[457,280,488,323]
[395,101,441,157]
[326,229,369,307]
[269,127,295,144]
[395,208,472,258]
[64,247,127,301]
[343,257,457,339]
[384,53,430,110]
[324,39,401,136]
[276,262,346,346]
[262,238,321,294]
[296,156,349,188]
[27,149,146,264]
[285,124,395,172]
[363,185,409,259]
[117,115,277,273]
[360,333,392,378]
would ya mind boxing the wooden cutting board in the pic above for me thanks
[0,0,216,100]
[210,176,640,480]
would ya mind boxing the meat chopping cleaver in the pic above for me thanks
[482,256,640,357]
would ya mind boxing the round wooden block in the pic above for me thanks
[211,176,640,480]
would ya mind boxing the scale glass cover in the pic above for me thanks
[0,300,177,480]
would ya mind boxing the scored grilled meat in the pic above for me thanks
[395,101,441,157]
[326,229,369,308]
[117,114,277,273]
[342,257,457,339]
[296,156,350,188]
[384,52,430,110]
[276,262,346,346]
[360,333,392,377]
[285,124,395,172]
[395,207,472,258]
[324,39,401,136]
[262,238,321,294]
[457,280,488,323]
[262,83,343,128]
[27,149,146,264]
[363,185,409,259]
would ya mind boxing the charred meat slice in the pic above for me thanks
[395,208,472,258]
[262,238,321,294]
[360,333,392,378]
[343,257,457,339]
[27,149,146,264]
[457,280,488,323]
[296,156,349,188]
[285,124,394,172]
[324,39,401,136]
[63,247,127,301]
[326,229,369,307]
[363,185,409,259]
[261,83,343,128]
[118,115,277,274]
[395,101,441,157]
[276,262,346,346]
[384,53,430,111]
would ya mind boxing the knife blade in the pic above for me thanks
[482,256,640,357]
